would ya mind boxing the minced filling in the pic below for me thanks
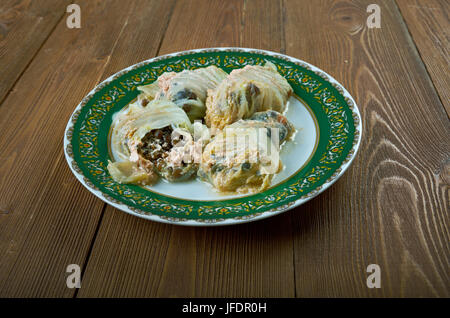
[136,126,193,180]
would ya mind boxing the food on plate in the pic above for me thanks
[108,63,296,194]
[137,66,227,121]
[205,62,292,130]
[233,110,295,143]
[198,111,294,193]
[108,98,200,185]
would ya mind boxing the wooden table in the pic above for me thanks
[0,0,448,298]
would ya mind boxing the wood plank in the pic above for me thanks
[158,0,242,53]
[96,0,177,82]
[396,0,450,115]
[284,0,449,297]
[0,0,172,297]
[0,0,70,105]
[241,0,284,51]
[78,0,296,298]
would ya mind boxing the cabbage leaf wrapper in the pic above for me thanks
[198,110,294,194]
[108,99,195,185]
[138,66,227,121]
[205,62,292,130]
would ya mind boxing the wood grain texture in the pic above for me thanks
[78,0,296,298]
[0,0,448,298]
[284,0,449,297]
[159,0,243,54]
[0,0,70,105]
[0,0,167,297]
[396,0,450,115]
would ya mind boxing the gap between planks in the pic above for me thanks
[0,1,74,108]
[71,1,177,297]
[73,203,107,298]
[393,0,449,118]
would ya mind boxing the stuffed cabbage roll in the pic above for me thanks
[198,110,294,193]
[108,98,200,185]
[137,66,227,121]
[205,62,292,130]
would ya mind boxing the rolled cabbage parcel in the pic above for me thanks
[107,98,204,185]
[137,66,227,121]
[198,110,294,194]
[205,62,292,130]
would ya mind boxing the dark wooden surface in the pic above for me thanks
[0,0,448,297]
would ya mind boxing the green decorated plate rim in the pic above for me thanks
[64,47,362,226]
